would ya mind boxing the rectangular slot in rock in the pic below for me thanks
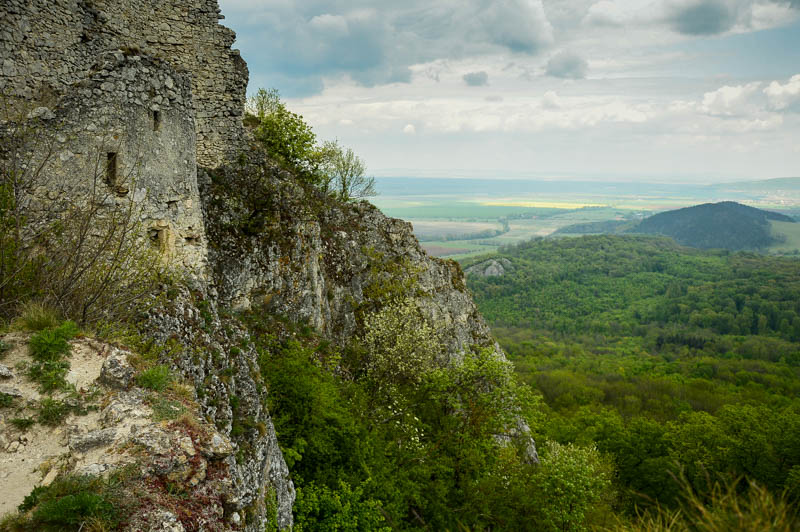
[106,152,118,186]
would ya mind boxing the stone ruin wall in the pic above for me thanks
[0,0,248,169]
[35,52,209,275]
[1,0,250,275]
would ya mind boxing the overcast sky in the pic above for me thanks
[218,0,800,183]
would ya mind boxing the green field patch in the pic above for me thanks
[768,221,800,255]
[420,240,499,258]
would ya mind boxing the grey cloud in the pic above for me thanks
[546,51,588,79]
[220,0,553,96]
[463,71,489,86]
[665,0,738,35]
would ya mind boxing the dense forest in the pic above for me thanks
[554,201,796,250]
[633,201,794,250]
[465,235,800,519]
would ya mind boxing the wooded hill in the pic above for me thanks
[555,201,795,251]
[634,201,794,250]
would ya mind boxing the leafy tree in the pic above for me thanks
[320,140,376,202]
[247,89,375,200]
[529,441,614,532]
[250,88,324,182]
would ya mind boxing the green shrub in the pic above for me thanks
[14,475,120,531]
[28,321,78,362]
[150,396,185,421]
[32,491,115,528]
[0,392,14,408]
[136,365,171,391]
[27,359,71,393]
[618,477,799,532]
[37,398,71,426]
[0,338,10,359]
[10,417,35,430]
[294,481,391,532]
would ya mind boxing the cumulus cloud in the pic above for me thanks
[700,82,763,115]
[403,124,417,134]
[221,0,553,96]
[463,71,489,86]
[541,90,562,109]
[660,0,800,36]
[546,51,589,79]
[764,74,800,110]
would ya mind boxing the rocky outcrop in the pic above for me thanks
[144,289,295,530]
[465,258,513,278]
[202,155,499,363]
[0,333,240,529]
[2,1,537,530]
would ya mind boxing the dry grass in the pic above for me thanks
[606,477,798,532]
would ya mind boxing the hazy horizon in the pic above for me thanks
[219,0,800,184]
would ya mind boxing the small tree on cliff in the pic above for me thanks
[249,88,323,183]
[320,140,376,202]
[247,88,376,201]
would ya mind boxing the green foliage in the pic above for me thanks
[26,358,71,393]
[250,88,323,183]
[319,140,376,202]
[149,396,186,421]
[528,441,614,532]
[247,88,373,198]
[0,392,14,408]
[135,364,172,392]
[14,302,62,331]
[245,309,601,531]
[256,336,369,488]
[361,297,440,392]
[12,474,121,531]
[37,398,71,425]
[467,235,800,515]
[25,321,78,393]
[294,481,391,532]
[619,477,800,532]
[10,416,35,430]
[29,321,78,361]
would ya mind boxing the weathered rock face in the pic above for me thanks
[0,333,239,529]
[465,258,512,278]
[3,1,536,529]
[5,51,209,276]
[202,155,499,362]
[144,288,296,530]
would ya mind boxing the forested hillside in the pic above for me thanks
[465,235,800,516]
[631,201,794,250]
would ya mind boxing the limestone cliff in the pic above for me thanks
[201,153,500,363]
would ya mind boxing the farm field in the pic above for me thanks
[373,177,800,258]
[768,221,800,256]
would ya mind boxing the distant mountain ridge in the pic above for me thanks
[630,201,794,250]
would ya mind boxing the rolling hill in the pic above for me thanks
[630,201,794,250]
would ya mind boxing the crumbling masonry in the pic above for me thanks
[1,0,249,275]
